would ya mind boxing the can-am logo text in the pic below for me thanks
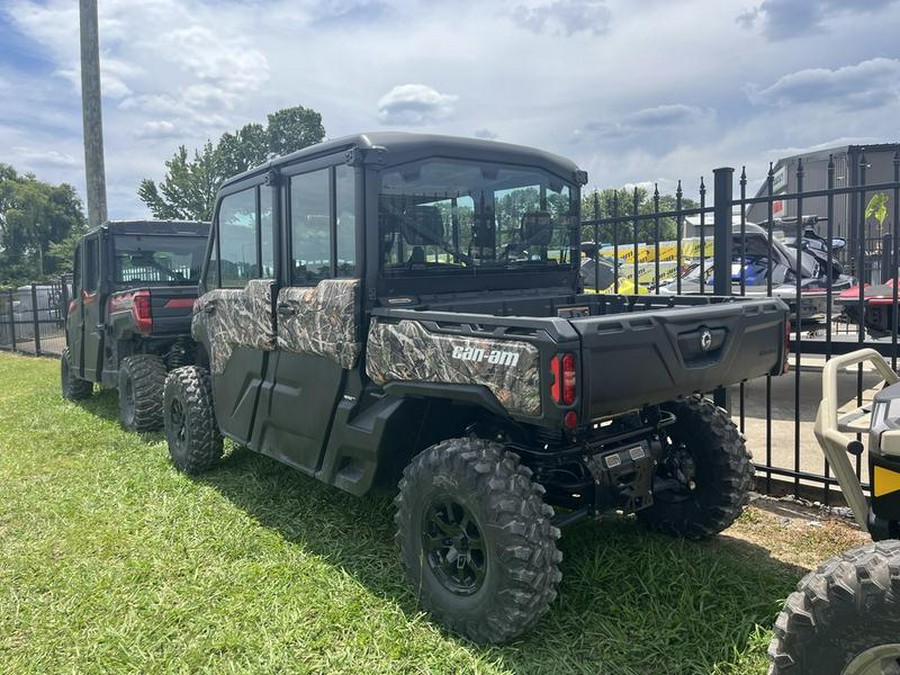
[451,345,520,367]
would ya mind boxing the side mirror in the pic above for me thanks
[832,237,847,253]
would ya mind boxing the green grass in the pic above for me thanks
[0,351,824,674]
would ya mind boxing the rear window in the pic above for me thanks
[113,234,208,286]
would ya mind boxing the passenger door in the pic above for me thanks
[254,163,361,475]
[66,242,84,373]
[195,182,276,445]
[80,233,104,381]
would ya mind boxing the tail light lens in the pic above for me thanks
[133,290,152,335]
[549,352,577,405]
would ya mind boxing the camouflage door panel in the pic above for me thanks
[366,318,541,417]
[276,279,361,370]
[193,279,276,375]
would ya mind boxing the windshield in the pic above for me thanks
[379,159,577,274]
[113,234,208,286]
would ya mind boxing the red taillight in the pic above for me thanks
[550,356,561,402]
[132,290,152,335]
[549,352,577,405]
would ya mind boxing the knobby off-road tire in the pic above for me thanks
[638,395,752,539]
[118,354,167,431]
[768,540,900,675]
[162,366,223,475]
[60,347,92,400]
[395,438,562,644]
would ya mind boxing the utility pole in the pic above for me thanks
[79,0,108,229]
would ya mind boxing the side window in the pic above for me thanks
[204,229,219,290]
[335,165,356,277]
[260,188,275,278]
[218,189,259,288]
[290,169,331,285]
[84,237,100,293]
[72,243,83,298]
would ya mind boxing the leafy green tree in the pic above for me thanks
[139,104,325,221]
[581,186,698,245]
[0,165,86,286]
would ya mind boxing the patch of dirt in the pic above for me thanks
[722,494,870,571]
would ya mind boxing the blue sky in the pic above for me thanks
[1,0,899,218]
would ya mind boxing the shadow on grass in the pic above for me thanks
[75,388,166,443]
[200,449,808,674]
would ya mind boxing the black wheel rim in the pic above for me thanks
[169,398,186,446]
[422,498,487,596]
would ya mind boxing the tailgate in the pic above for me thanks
[150,286,198,334]
[573,298,787,420]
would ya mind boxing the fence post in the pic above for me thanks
[713,167,734,296]
[882,233,892,286]
[713,167,734,411]
[31,284,42,356]
[7,290,16,352]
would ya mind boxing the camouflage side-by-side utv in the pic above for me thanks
[162,133,790,642]
[61,220,209,431]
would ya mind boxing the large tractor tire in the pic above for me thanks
[60,347,93,400]
[768,540,900,674]
[395,438,562,643]
[162,366,223,475]
[118,354,167,431]
[638,395,752,539]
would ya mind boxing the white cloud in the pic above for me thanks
[737,0,898,41]
[10,147,79,169]
[746,58,900,109]
[134,120,179,140]
[510,0,611,36]
[377,84,459,126]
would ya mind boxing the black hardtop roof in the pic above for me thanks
[219,131,586,190]
[91,219,210,237]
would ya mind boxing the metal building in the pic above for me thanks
[747,143,900,273]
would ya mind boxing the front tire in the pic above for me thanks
[395,438,562,644]
[118,354,167,431]
[163,366,223,474]
[60,347,93,400]
[768,540,900,674]
[638,395,752,539]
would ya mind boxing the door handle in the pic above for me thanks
[276,304,296,317]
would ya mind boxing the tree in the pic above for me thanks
[0,165,86,286]
[580,186,699,245]
[139,105,326,221]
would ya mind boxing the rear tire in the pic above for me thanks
[638,395,752,539]
[395,438,562,643]
[163,366,223,475]
[118,354,167,431]
[768,540,900,674]
[60,347,92,400]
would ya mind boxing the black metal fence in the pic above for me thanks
[582,148,900,504]
[0,278,70,358]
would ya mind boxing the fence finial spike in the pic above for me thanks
[828,153,834,170]
[768,162,774,179]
